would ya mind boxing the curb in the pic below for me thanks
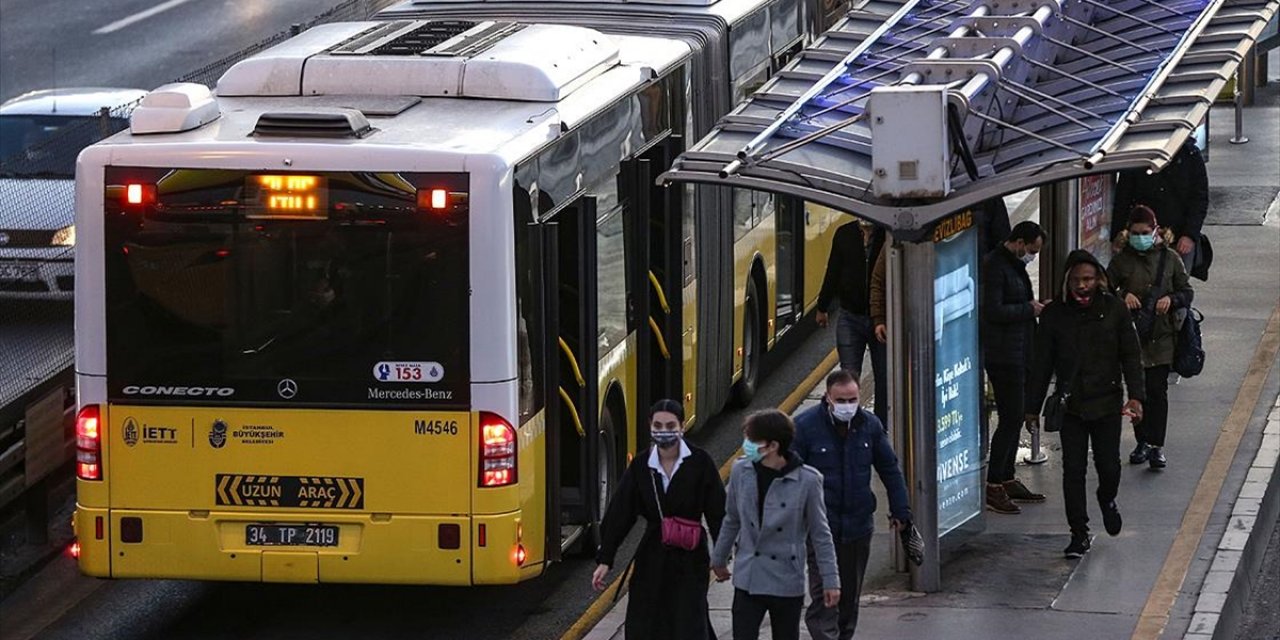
[1183,394,1280,640]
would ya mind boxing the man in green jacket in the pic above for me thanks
[1026,250,1146,558]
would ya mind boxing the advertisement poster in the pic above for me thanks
[933,215,982,537]
[1078,174,1113,266]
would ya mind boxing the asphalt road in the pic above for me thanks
[0,318,837,640]
[0,0,372,102]
[0,300,72,407]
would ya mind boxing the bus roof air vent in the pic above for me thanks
[217,21,620,102]
[252,108,374,138]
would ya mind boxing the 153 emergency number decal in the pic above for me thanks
[373,362,444,383]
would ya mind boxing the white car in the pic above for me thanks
[0,87,146,299]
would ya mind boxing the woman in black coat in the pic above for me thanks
[592,399,727,639]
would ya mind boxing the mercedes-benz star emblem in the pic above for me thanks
[277,378,298,399]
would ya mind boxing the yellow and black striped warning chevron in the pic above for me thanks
[215,474,364,509]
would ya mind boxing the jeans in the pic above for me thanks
[1060,413,1122,533]
[732,589,803,640]
[985,363,1026,484]
[805,537,871,640]
[836,310,888,425]
[1136,364,1171,447]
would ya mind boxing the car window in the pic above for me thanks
[0,115,129,178]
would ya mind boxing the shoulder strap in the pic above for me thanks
[649,469,665,520]
[1154,249,1168,292]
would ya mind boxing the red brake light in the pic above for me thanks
[69,541,82,559]
[479,412,517,487]
[514,544,527,566]
[417,188,449,211]
[124,183,156,206]
[76,405,103,481]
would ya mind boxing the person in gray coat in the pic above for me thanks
[711,409,841,640]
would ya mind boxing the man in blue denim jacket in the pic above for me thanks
[792,369,912,640]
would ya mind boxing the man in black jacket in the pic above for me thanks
[1026,250,1146,559]
[1110,139,1209,271]
[981,221,1048,515]
[817,221,888,425]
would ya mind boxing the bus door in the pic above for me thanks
[774,195,805,337]
[542,196,602,554]
[622,138,683,443]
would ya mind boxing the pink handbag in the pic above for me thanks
[652,471,702,551]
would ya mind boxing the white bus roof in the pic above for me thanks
[101,24,690,166]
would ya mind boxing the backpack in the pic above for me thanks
[1173,307,1205,378]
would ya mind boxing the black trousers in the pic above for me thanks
[985,363,1026,484]
[1135,364,1170,447]
[732,589,803,640]
[805,537,871,640]
[1060,413,1122,533]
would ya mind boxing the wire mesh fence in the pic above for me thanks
[0,0,403,504]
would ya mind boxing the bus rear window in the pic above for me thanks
[103,168,470,408]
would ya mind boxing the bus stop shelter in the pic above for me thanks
[658,0,1279,591]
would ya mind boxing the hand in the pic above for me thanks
[1124,293,1141,310]
[889,517,907,533]
[591,564,610,591]
[1031,300,1046,317]
[1123,399,1144,423]
[875,324,888,343]
[1156,295,1171,315]
[816,311,829,328]
[712,566,731,582]
[823,588,841,608]
[1025,413,1040,428]
[1177,236,1195,256]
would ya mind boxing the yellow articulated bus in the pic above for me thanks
[73,5,848,585]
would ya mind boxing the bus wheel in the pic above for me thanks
[731,281,761,407]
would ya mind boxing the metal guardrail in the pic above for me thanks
[0,0,403,518]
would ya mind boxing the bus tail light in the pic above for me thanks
[124,183,156,207]
[417,188,448,212]
[479,412,517,487]
[76,405,103,481]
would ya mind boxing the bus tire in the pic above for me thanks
[731,280,762,407]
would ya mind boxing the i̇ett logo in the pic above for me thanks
[277,378,298,400]
[123,418,139,447]
[209,419,228,449]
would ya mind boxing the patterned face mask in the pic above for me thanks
[652,431,681,449]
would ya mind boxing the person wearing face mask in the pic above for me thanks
[1026,250,1146,558]
[593,399,726,639]
[1107,205,1194,470]
[790,369,911,640]
[712,410,840,640]
[980,221,1049,515]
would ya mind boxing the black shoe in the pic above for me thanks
[1064,532,1092,558]
[1129,442,1151,464]
[1003,479,1047,503]
[1101,501,1123,536]
[1148,447,1167,470]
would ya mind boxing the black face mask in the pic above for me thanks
[652,432,681,449]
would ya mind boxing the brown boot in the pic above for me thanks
[986,483,1021,514]
[1003,478,1047,503]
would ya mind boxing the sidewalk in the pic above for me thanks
[584,56,1280,640]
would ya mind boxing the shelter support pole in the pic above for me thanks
[1231,62,1251,144]
[900,240,941,593]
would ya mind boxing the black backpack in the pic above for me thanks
[1173,308,1205,378]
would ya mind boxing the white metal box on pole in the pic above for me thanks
[869,85,951,199]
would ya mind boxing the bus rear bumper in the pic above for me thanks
[73,505,538,585]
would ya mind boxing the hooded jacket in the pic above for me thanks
[1107,231,1195,368]
[980,244,1037,367]
[1026,250,1146,421]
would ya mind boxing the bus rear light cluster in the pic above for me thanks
[124,183,156,206]
[76,405,103,481]
[479,412,517,487]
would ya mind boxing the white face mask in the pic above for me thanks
[831,401,859,422]
[1020,252,1036,265]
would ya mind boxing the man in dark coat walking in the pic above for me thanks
[792,369,911,639]
[981,221,1048,515]
[817,221,888,425]
[1026,250,1146,559]
[1110,139,1209,272]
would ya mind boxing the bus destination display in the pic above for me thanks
[246,174,328,219]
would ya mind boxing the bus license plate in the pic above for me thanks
[245,524,339,547]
